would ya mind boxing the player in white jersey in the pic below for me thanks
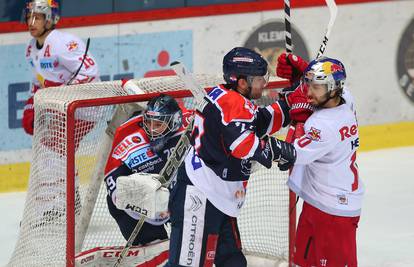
[277,54,364,267]
[22,0,100,135]
[21,0,100,226]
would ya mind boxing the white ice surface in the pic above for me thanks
[1,146,413,266]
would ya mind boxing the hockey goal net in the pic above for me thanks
[8,74,295,267]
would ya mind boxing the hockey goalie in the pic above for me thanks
[76,94,193,266]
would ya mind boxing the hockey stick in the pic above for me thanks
[316,0,338,59]
[285,0,338,141]
[284,1,337,264]
[284,0,292,55]
[67,37,90,85]
[114,62,207,267]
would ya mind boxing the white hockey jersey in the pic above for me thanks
[25,29,99,93]
[287,89,364,217]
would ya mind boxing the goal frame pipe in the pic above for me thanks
[65,80,290,266]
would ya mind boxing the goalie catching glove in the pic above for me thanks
[115,173,169,220]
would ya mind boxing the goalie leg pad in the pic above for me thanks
[116,173,169,220]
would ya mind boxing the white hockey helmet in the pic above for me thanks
[23,0,60,25]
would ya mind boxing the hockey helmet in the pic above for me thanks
[303,57,346,92]
[223,47,269,86]
[23,0,60,25]
[143,94,182,151]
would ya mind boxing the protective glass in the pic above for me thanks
[247,71,270,88]
[26,12,42,25]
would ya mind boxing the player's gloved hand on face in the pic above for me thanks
[276,52,309,82]
[22,96,35,135]
[269,137,296,171]
[285,84,314,123]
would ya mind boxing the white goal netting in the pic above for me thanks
[8,75,293,267]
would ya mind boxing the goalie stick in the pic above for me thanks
[114,62,207,267]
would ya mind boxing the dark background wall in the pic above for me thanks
[0,0,254,22]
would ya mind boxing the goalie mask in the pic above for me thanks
[303,57,346,93]
[143,94,182,153]
[23,0,60,26]
[223,47,269,98]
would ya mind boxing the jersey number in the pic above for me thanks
[105,176,116,194]
[163,147,174,158]
[297,135,312,147]
[193,114,205,152]
[350,151,359,191]
[79,55,95,69]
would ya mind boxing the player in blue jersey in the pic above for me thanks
[104,94,192,245]
[165,47,297,267]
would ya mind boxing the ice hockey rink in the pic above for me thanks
[0,145,413,267]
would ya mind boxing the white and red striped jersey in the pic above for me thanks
[288,89,364,217]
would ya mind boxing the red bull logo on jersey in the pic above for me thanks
[322,61,343,75]
[66,41,79,52]
[307,127,321,141]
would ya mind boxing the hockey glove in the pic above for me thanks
[276,52,308,83]
[115,173,169,220]
[286,84,315,123]
[22,96,35,135]
[269,137,296,171]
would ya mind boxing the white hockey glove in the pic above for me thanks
[116,173,169,220]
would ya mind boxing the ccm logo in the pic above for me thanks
[103,250,140,258]
[339,124,357,141]
[125,204,148,216]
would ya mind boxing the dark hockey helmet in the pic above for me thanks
[303,57,346,92]
[223,47,269,85]
[143,94,182,152]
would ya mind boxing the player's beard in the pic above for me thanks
[308,92,330,108]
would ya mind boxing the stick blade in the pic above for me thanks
[170,61,206,104]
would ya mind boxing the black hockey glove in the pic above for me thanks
[269,137,296,171]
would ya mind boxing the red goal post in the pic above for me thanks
[9,75,295,267]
